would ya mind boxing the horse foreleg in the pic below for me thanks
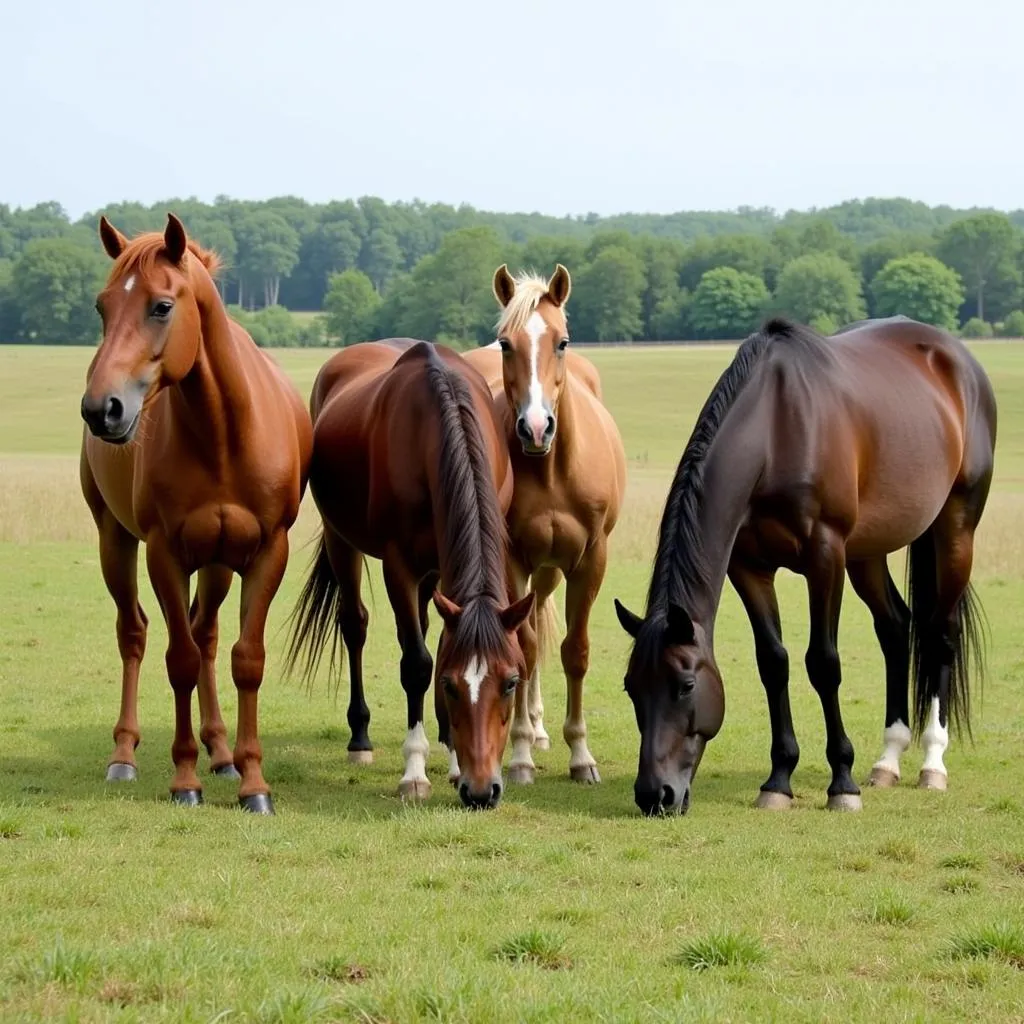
[190,565,238,777]
[384,553,433,802]
[527,565,562,751]
[146,536,203,805]
[804,527,860,811]
[561,540,607,784]
[97,511,148,782]
[846,558,911,788]
[729,563,798,809]
[507,558,538,784]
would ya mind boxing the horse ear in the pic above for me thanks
[546,264,571,307]
[499,592,535,633]
[162,213,188,266]
[492,264,516,308]
[432,590,463,629]
[614,598,643,639]
[99,216,127,260]
[666,602,696,646]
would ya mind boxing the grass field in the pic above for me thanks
[1,342,1024,1022]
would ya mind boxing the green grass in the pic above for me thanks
[1,342,1024,1021]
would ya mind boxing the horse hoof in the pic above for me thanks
[507,765,535,785]
[868,766,899,788]
[239,793,275,815]
[212,763,241,779]
[170,789,203,807]
[106,762,137,783]
[755,790,793,810]
[570,764,601,784]
[398,779,431,802]
[827,793,863,812]
[918,769,948,791]
[533,735,551,751]
[348,750,373,766]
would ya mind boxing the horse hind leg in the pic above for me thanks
[96,510,148,782]
[846,559,912,788]
[190,565,238,778]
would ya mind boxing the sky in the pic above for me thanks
[2,0,1021,220]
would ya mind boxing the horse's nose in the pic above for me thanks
[459,779,503,810]
[634,781,666,817]
[81,392,127,438]
[515,411,555,450]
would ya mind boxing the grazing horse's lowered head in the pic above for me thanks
[83,213,216,444]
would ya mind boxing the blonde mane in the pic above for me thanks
[495,271,564,335]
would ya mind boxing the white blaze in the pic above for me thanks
[465,655,487,705]
[524,311,548,435]
[124,274,136,293]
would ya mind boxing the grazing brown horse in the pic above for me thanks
[615,316,996,816]
[284,339,534,809]
[80,214,312,814]
[463,266,627,786]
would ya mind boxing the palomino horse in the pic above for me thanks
[284,339,534,809]
[80,214,312,814]
[463,266,627,786]
[614,316,996,816]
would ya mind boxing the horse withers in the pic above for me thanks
[615,316,996,816]
[80,214,313,814]
[285,339,533,809]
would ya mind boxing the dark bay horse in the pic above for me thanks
[464,266,627,786]
[285,339,534,809]
[80,214,312,814]
[614,316,996,815]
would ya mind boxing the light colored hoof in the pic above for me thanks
[868,766,900,788]
[508,764,535,785]
[533,735,551,751]
[106,762,138,782]
[398,779,432,802]
[570,764,601,784]
[755,790,793,810]
[827,793,863,812]
[918,769,947,791]
[348,750,373,766]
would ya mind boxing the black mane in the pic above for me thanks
[423,346,514,665]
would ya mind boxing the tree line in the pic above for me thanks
[3,196,1024,347]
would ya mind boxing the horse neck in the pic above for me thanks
[174,267,251,451]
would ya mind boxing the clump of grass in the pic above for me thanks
[16,937,97,990]
[472,839,514,860]
[986,798,1019,815]
[492,930,571,970]
[0,818,22,839]
[878,840,917,863]
[250,986,338,1023]
[45,821,83,840]
[547,908,589,926]
[411,874,449,891]
[622,846,650,862]
[948,922,1024,968]
[307,956,371,984]
[671,930,767,971]
[164,818,200,836]
[867,891,915,926]
[939,853,982,871]
[943,874,980,895]
[837,854,872,873]
[316,725,344,741]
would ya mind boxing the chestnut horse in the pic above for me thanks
[80,214,312,814]
[463,266,627,786]
[284,339,533,809]
[614,316,996,816]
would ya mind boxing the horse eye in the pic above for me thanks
[151,300,174,320]
[443,677,459,700]
[503,676,519,697]
[557,338,569,352]
[498,338,512,353]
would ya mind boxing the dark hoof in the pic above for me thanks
[212,763,241,779]
[106,762,138,783]
[170,789,203,807]
[239,793,275,815]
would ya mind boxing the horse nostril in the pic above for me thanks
[515,416,531,440]
[490,782,502,805]
[545,414,555,437]
[459,782,470,805]
[105,395,124,427]
[661,784,674,809]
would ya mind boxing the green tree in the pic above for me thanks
[679,235,777,292]
[0,258,18,341]
[1000,310,1024,337]
[859,232,936,292]
[234,210,300,308]
[572,246,646,342]
[869,254,964,330]
[638,238,686,340]
[360,228,403,293]
[687,267,770,340]
[961,316,993,338]
[11,238,107,344]
[519,236,587,276]
[227,304,300,347]
[937,213,1022,322]
[324,269,381,345]
[772,253,866,327]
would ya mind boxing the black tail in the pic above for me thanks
[282,531,344,695]
[906,530,986,741]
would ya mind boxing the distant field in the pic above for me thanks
[1,343,1023,1022]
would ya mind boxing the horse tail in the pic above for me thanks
[283,530,344,695]
[534,589,561,668]
[906,529,985,742]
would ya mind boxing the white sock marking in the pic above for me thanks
[873,718,911,777]
[400,721,429,784]
[465,655,487,705]
[921,697,948,775]
[124,274,136,293]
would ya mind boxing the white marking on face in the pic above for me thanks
[465,655,487,705]
[921,697,948,775]
[525,311,546,416]
[124,274,136,293]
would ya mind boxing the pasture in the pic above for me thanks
[1,342,1024,1022]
